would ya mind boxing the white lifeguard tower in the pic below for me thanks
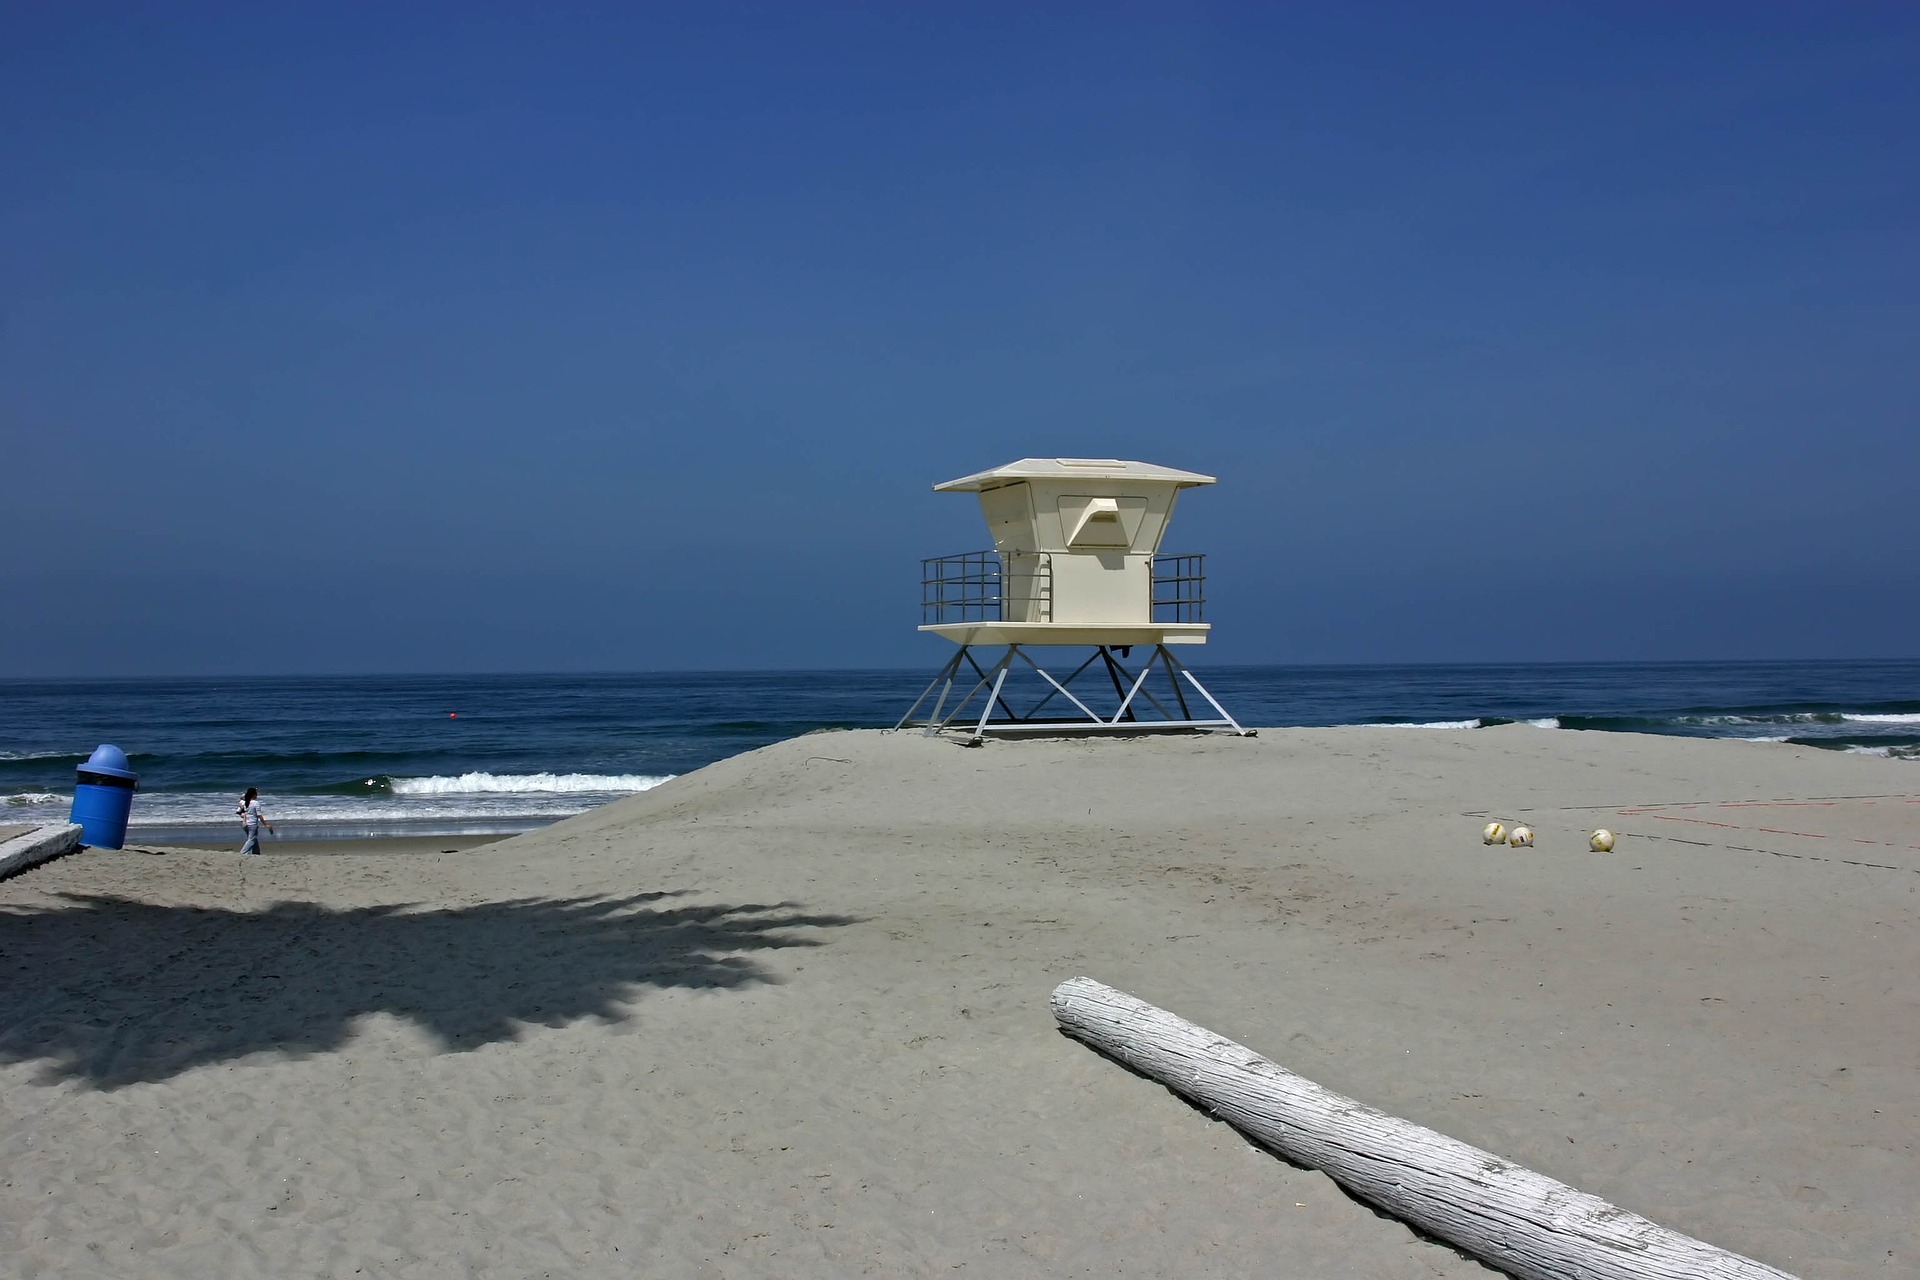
[896,458,1250,740]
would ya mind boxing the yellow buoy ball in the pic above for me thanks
[1481,822,1506,845]
[1589,828,1615,853]
[1508,825,1535,847]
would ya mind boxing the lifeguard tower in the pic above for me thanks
[896,458,1250,740]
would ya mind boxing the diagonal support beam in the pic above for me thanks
[1012,646,1106,725]
[968,647,1018,741]
[1161,647,1249,735]
[1109,652,1161,724]
[1019,648,1105,722]
[897,647,966,731]
[1103,649,1179,722]
[896,644,1251,738]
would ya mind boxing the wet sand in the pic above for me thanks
[2,726,1915,1277]
[155,834,515,857]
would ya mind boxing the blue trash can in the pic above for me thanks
[71,744,138,849]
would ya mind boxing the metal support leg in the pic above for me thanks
[1105,649,1178,721]
[1163,648,1250,735]
[1017,648,1104,722]
[897,647,965,730]
[929,649,1003,737]
[970,648,1017,742]
[1096,647,1134,718]
[1162,645,1194,720]
[1013,646,1106,724]
[1110,653,1161,724]
[899,643,1249,739]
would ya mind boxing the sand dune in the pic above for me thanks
[2,726,1915,1276]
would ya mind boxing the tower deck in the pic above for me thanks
[919,622,1209,647]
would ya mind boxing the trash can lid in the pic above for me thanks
[79,743,137,780]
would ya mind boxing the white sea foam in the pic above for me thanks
[1842,713,1920,725]
[5,792,65,806]
[140,799,605,823]
[1373,719,1482,729]
[0,750,77,762]
[118,781,679,829]
[389,772,673,796]
[1526,717,1561,729]
[1843,743,1920,759]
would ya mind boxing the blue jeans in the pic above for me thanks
[240,826,261,855]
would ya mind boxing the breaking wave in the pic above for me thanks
[388,772,673,796]
[1355,716,1563,730]
[1841,744,1920,760]
[1,773,680,836]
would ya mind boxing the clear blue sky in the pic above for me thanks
[4,4,1915,675]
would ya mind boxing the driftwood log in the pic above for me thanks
[1051,977,1797,1280]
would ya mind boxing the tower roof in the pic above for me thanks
[932,457,1216,493]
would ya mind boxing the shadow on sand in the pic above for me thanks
[0,891,859,1089]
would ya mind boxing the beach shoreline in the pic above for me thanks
[6,662,1916,840]
[2,724,1914,1276]
[142,833,515,857]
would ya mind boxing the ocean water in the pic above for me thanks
[2,661,1916,842]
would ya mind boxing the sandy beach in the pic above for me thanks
[2,725,1914,1277]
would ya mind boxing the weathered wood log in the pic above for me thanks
[0,823,81,881]
[1051,976,1797,1280]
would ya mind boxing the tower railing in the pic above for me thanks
[921,551,1053,624]
[1150,553,1206,623]
[921,551,1204,625]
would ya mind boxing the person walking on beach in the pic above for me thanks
[237,786,274,855]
